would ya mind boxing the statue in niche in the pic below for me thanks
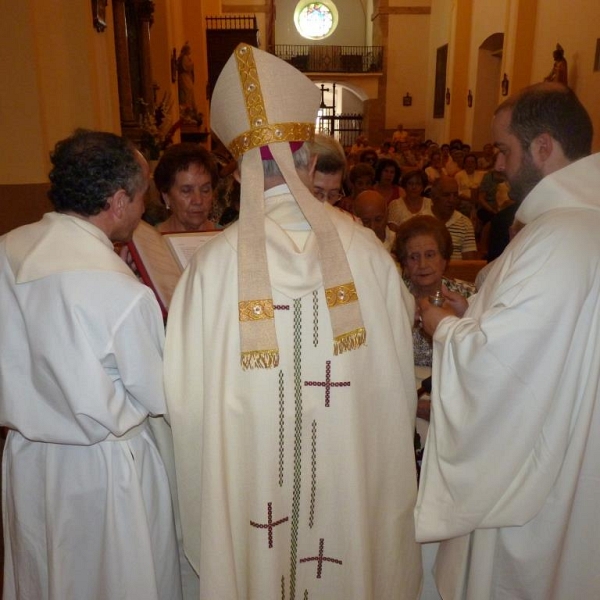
[177,42,198,119]
[544,43,568,86]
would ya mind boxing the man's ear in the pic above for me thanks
[530,132,570,175]
[108,189,129,218]
[530,133,554,166]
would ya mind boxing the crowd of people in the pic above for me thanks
[140,117,512,269]
[1,42,599,600]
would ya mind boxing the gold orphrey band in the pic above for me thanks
[239,298,275,322]
[325,282,359,308]
[229,44,314,159]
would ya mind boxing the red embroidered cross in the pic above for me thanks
[304,360,350,407]
[299,538,343,578]
[250,502,289,548]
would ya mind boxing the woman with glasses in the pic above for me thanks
[309,133,359,215]
[154,143,220,233]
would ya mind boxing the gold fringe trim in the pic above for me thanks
[333,327,367,355]
[241,349,280,370]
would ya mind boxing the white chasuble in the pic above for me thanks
[165,191,422,599]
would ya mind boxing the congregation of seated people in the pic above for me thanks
[142,132,510,270]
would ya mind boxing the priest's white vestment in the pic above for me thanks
[164,188,422,599]
[415,154,600,599]
[0,212,182,600]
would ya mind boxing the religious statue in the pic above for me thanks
[177,42,197,117]
[544,43,568,86]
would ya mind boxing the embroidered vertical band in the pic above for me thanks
[211,43,366,368]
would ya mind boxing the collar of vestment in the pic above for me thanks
[516,153,600,225]
[223,190,357,299]
[6,211,135,284]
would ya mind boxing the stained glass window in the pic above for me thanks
[295,2,337,40]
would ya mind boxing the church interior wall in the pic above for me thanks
[503,0,536,96]
[424,0,453,143]
[463,0,507,146]
[341,87,365,113]
[365,0,374,43]
[385,13,431,133]
[471,45,503,150]
[0,0,121,233]
[0,0,120,186]
[2,0,600,234]
[446,0,473,141]
[149,0,179,122]
[529,0,600,152]
[180,0,212,127]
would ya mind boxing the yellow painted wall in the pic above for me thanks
[426,0,599,150]
[385,13,430,130]
[466,0,507,146]
[2,0,598,189]
[0,0,120,184]
[447,0,472,141]
[425,0,453,144]
[502,0,537,96]
[530,0,600,152]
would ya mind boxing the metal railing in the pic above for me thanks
[206,15,257,29]
[318,112,364,147]
[273,45,383,74]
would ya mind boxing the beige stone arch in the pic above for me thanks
[312,79,374,145]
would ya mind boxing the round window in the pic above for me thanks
[294,1,339,40]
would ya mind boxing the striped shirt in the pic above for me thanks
[446,210,477,259]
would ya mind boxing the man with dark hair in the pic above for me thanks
[0,129,182,600]
[416,82,600,598]
[348,162,375,198]
[503,82,591,176]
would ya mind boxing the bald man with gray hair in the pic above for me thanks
[354,189,396,252]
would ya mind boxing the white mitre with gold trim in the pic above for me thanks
[211,44,365,369]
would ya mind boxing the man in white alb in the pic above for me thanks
[416,82,600,599]
[0,130,182,600]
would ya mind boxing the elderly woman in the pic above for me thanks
[154,143,220,233]
[388,169,432,232]
[395,215,476,368]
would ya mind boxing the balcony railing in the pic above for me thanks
[273,45,383,74]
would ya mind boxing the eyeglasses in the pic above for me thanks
[314,189,345,203]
